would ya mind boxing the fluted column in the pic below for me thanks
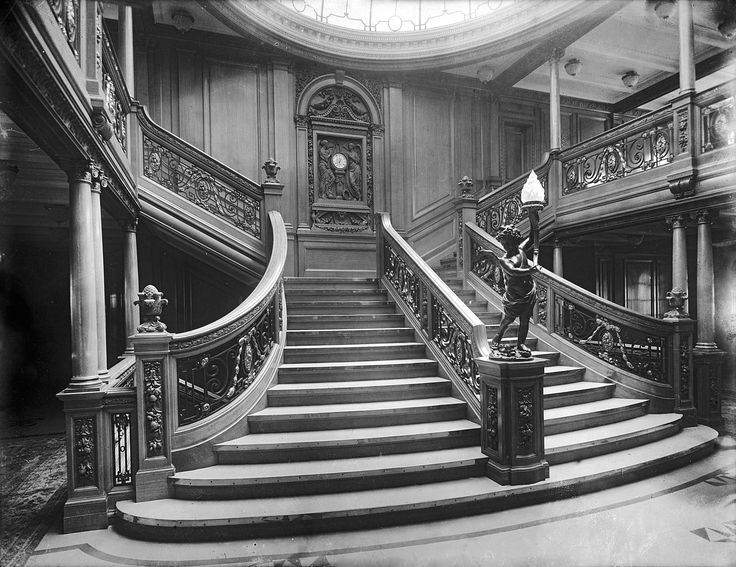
[67,163,100,388]
[678,0,696,95]
[90,173,107,379]
[549,48,564,152]
[667,214,689,314]
[695,209,717,348]
[123,217,140,352]
[552,238,564,277]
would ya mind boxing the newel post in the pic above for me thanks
[476,357,549,485]
[662,315,697,427]
[132,285,175,501]
[456,176,478,282]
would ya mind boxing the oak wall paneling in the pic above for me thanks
[177,48,204,150]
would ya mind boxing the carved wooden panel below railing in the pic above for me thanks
[48,0,80,61]
[142,135,261,239]
[176,291,279,426]
[562,114,673,195]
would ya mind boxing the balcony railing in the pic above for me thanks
[101,23,129,153]
[559,105,675,195]
[697,82,735,154]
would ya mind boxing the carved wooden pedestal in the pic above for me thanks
[57,389,108,533]
[133,333,175,502]
[476,357,549,485]
[693,348,725,429]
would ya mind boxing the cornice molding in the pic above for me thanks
[198,0,602,72]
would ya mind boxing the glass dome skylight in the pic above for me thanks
[280,0,515,32]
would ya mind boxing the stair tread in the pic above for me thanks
[545,413,683,451]
[251,397,466,417]
[280,358,436,370]
[174,447,485,482]
[270,376,449,391]
[285,342,424,350]
[544,397,647,420]
[216,420,480,450]
[544,381,614,395]
[544,365,584,374]
[117,427,717,525]
[288,327,414,334]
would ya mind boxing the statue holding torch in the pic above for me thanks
[483,170,545,359]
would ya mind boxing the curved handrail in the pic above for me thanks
[475,152,553,236]
[170,210,287,426]
[465,221,694,392]
[135,106,264,240]
[377,212,490,400]
[171,211,286,352]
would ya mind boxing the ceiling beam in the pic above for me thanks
[611,47,736,113]
[491,0,626,89]
[572,39,679,73]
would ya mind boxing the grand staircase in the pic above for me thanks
[116,276,717,542]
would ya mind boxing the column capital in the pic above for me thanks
[694,208,718,225]
[550,47,566,62]
[124,216,139,233]
[665,213,688,229]
[65,160,98,184]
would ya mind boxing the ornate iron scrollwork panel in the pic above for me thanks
[112,412,134,486]
[177,297,277,426]
[470,240,506,296]
[554,297,665,382]
[143,135,261,239]
[562,122,674,195]
[702,97,734,153]
[431,296,480,395]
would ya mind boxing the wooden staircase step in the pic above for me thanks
[543,381,615,409]
[543,365,586,386]
[248,397,467,433]
[278,358,439,383]
[284,278,379,290]
[115,426,717,542]
[545,413,683,464]
[288,313,407,329]
[267,376,451,406]
[215,420,481,463]
[283,342,427,363]
[287,300,397,315]
[286,327,416,345]
[285,289,388,302]
[171,447,487,499]
[544,398,649,435]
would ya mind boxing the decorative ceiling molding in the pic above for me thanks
[197,0,610,72]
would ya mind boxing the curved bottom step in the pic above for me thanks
[115,426,717,542]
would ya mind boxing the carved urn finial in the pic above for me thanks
[135,284,168,332]
[262,158,281,185]
[458,176,474,196]
[663,287,689,319]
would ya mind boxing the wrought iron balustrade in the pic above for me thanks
[560,107,674,195]
[465,222,693,393]
[48,0,80,61]
[476,156,550,237]
[378,213,490,399]
[176,292,279,426]
[101,24,128,153]
[137,108,264,241]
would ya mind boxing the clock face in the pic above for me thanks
[331,152,348,170]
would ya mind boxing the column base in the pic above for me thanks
[485,458,549,486]
[63,491,108,533]
[135,464,175,502]
[66,376,104,390]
